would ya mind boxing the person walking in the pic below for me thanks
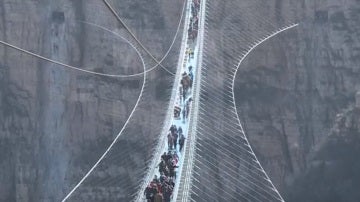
[167,132,173,150]
[189,71,194,88]
[179,134,186,152]
[154,192,163,202]
[178,126,183,135]
[173,131,178,150]
[181,72,189,102]
[144,184,157,202]
[158,160,166,174]
[188,48,192,61]
[182,106,186,123]
[170,124,177,134]
[162,183,173,202]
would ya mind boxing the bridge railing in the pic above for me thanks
[174,0,207,201]
[134,0,193,201]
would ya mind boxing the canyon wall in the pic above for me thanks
[234,0,360,201]
[0,0,183,201]
[1,0,360,201]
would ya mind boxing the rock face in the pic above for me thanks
[0,0,183,201]
[2,0,360,201]
[286,107,360,201]
[234,0,360,201]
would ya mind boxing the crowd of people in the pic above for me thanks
[144,0,201,201]
[144,126,186,202]
[188,0,201,42]
[181,72,192,103]
[168,125,186,152]
[144,151,178,202]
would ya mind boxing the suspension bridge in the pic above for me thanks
[137,0,298,200]
[0,0,299,201]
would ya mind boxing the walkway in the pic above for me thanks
[138,0,202,201]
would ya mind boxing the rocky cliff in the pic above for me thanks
[234,0,360,201]
[0,0,183,201]
[2,0,360,201]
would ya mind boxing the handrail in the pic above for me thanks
[174,0,207,201]
[134,0,193,201]
[231,23,299,202]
